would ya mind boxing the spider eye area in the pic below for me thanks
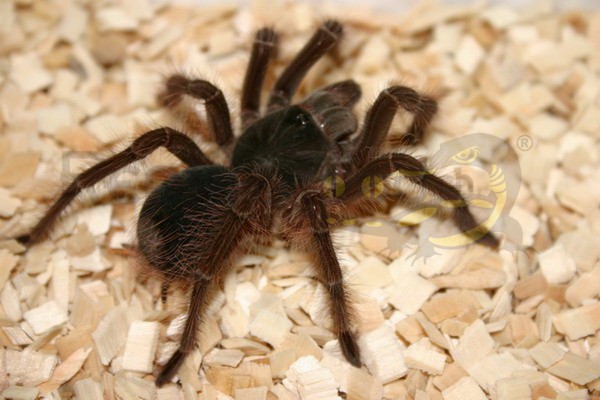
[296,113,310,127]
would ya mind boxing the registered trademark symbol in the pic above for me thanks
[517,135,533,151]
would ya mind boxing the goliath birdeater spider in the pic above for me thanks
[16,20,498,385]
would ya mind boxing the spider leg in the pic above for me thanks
[17,128,212,246]
[348,85,438,168]
[267,20,343,113]
[241,27,277,130]
[156,275,211,386]
[158,74,235,149]
[286,190,361,367]
[340,153,499,248]
[155,166,280,385]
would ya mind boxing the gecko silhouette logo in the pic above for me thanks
[336,133,523,261]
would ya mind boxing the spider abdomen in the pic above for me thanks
[137,165,232,283]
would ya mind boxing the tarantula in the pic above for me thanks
[16,20,498,385]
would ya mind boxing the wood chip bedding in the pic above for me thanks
[0,0,599,399]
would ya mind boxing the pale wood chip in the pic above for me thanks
[441,377,486,400]
[404,338,446,375]
[421,291,481,324]
[38,347,92,394]
[48,251,70,311]
[431,268,506,290]
[555,176,600,216]
[358,325,408,384]
[5,348,57,386]
[399,3,481,34]
[84,114,127,143]
[0,249,19,289]
[345,366,383,400]
[284,355,340,400]
[125,60,162,107]
[415,312,450,350]
[396,315,426,344]
[354,255,393,289]
[114,374,157,400]
[156,386,183,400]
[450,320,495,370]
[9,53,53,93]
[565,266,600,307]
[354,36,391,74]
[122,320,160,373]
[58,2,88,43]
[389,269,438,315]
[220,337,271,355]
[508,205,539,247]
[249,310,293,348]
[481,6,520,29]
[92,305,130,365]
[270,348,297,379]
[73,378,104,400]
[2,326,33,345]
[455,35,485,75]
[199,318,223,355]
[204,348,245,368]
[513,271,547,300]
[235,386,268,400]
[70,247,109,273]
[0,188,22,218]
[95,6,139,32]
[220,302,250,338]
[1,282,22,322]
[528,112,569,141]
[0,152,40,187]
[535,303,553,342]
[495,377,531,400]
[546,352,600,385]
[553,302,600,341]
[208,30,238,57]
[432,362,469,392]
[538,244,576,285]
[529,342,567,369]
[23,300,68,335]
[468,353,527,394]
[36,103,74,136]
[1,386,39,400]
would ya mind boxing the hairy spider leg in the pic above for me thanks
[241,27,278,130]
[283,190,361,367]
[347,85,438,169]
[158,75,235,149]
[17,128,212,246]
[156,275,212,386]
[340,152,500,248]
[267,20,343,113]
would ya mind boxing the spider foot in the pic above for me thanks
[156,349,185,386]
[339,330,361,367]
[15,234,32,247]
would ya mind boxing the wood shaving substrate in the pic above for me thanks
[0,1,599,399]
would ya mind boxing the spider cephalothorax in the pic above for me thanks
[15,20,498,385]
